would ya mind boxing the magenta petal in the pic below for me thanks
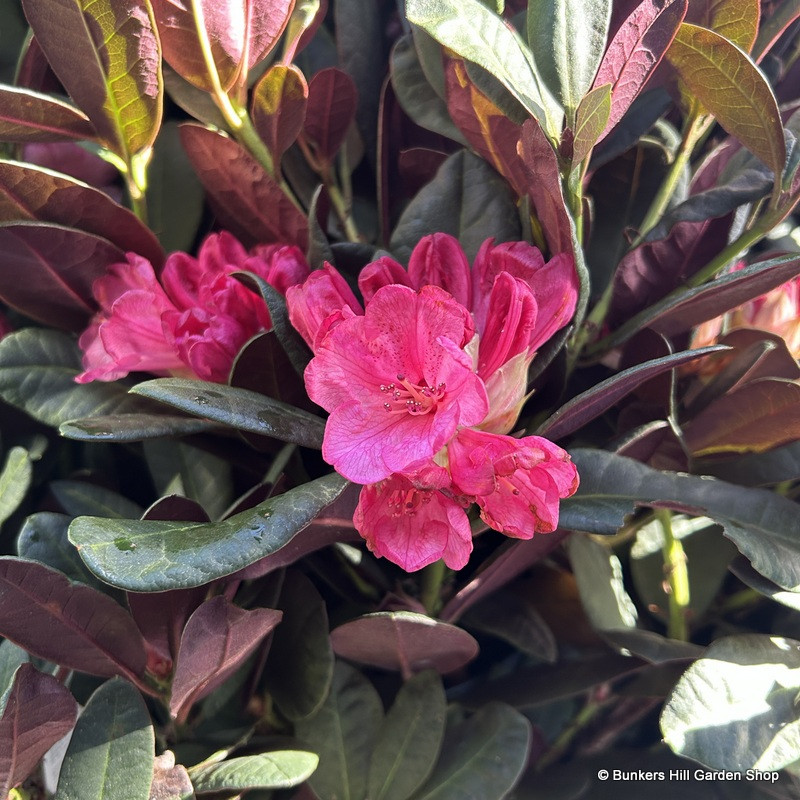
[527,252,579,353]
[408,233,472,309]
[358,256,412,303]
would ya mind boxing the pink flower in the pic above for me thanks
[77,232,310,384]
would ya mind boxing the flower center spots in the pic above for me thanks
[386,486,433,516]
[380,373,446,415]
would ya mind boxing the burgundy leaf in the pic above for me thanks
[14,36,61,94]
[0,161,164,268]
[169,596,282,721]
[252,64,308,164]
[180,123,308,248]
[0,222,125,331]
[142,495,211,523]
[303,68,359,164]
[0,558,147,683]
[0,664,78,797]
[593,0,688,143]
[0,86,96,143]
[754,0,800,60]
[330,611,479,675]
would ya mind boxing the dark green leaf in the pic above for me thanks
[49,481,143,520]
[704,440,800,487]
[0,640,28,701]
[730,557,800,612]
[60,413,219,443]
[0,447,31,526]
[190,751,318,793]
[68,472,349,591]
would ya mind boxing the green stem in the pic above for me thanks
[657,508,689,641]
[327,180,361,243]
[420,559,447,616]
[534,694,606,772]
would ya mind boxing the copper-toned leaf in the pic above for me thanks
[252,64,308,164]
[0,160,164,268]
[303,68,358,164]
[170,595,282,721]
[180,123,308,248]
[21,0,163,157]
[571,83,611,165]
[0,86,96,143]
[686,0,759,53]
[0,222,125,331]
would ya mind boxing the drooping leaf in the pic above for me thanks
[294,662,383,800]
[0,557,147,681]
[0,86,97,142]
[265,571,333,721]
[303,67,358,164]
[665,23,786,178]
[406,0,563,138]
[330,611,479,675]
[0,222,125,330]
[661,635,800,771]
[189,751,318,793]
[593,0,688,142]
[21,0,163,157]
[252,64,308,165]
[180,123,308,248]
[54,677,154,800]
[0,664,78,797]
[170,596,282,721]
[130,378,326,449]
[0,447,31,527]
[571,82,612,165]
[367,671,445,800]
[526,0,611,118]
[68,471,348,591]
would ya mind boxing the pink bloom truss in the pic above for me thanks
[77,232,309,384]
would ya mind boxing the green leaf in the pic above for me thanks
[0,329,134,428]
[412,702,530,800]
[68,471,349,591]
[665,23,785,178]
[571,82,611,164]
[406,0,563,139]
[21,0,163,158]
[527,0,611,118]
[367,671,446,800]
[54,677,154,800]
[49,481,143,520]
[0,447,30,527]
[295,662,383,800]
[130,378,326,449]
[60,413,218,443]
[661,635,800,771]
[190,751,318,793]
[0,640,28,702]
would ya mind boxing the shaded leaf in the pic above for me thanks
[572,83,612,165]
[0,641,28,700]
[0,664,78,797]
[170,596,281,721]
[60,413,219,443]
[0,222,125,330]
[730,557,800,612]
[49,481,143,520]
[21,0,163,156]
[603,629,702,663]
[0,557,147,681]
[661,634,800,771]
[190,751,318,793]
[330,611,479,675]
[68,471,349,591]
[753,0,800,60]
[252,64,308,164]
[54,677,154,800]
[303,67,358,164]
[0,86,96,142]
[704,440,800,487]
[0,447,31,527]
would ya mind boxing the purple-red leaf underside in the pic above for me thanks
[303,67,359,163]
[252,64,308,163]
[0,87,96,143]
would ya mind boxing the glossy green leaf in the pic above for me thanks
[68,471,348,591]
[130,378,326,449]
[412,702,530,800]
[190,751,318,793]
[527,0,611,117]
[571,82,611,164]
[665,23,785,178]
[60,413,219,443]
[295,662,383,800]
[661,635,800,771]
[54,677,154,800]
[0,447,30,527]
[21,0,163,157]
[406,0,562,138]
[367,671,445,800]
[0,86,97,142]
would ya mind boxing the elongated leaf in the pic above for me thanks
[705,440,800,487]
[666,23,785,177]
[661,635,800,771]
[0,447,31,527]
[69,471,348,591]
[571,83,611,164]
[180,123,308,248]
[754,0,800,60]
[0,664,78,797]
[527,0,611,117]
[304,67,358,164]
[0,641,28,700]
[295,662,383,800]
[170,596,281,720]
[130,378,325,449]
[49,481,143,520]
[54,677,154,800]
[413,703,530,800]
[190,751,318,793]
[406,0,563,138]
[0,160,164,267]
[252,64,308,164]
[686,0,759,53]
[536,345,728,441]
[21,0,163,157]
[61,413,218,442]
[593,0,687,142]
[0,86,96,142]
[0,557,147,681]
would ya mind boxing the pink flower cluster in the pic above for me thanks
[287,234,580,571]
[77,232,309,384]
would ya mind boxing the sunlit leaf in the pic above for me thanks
[0,86,96,142]
[686,0,759,53]
[0,447,31,527]
[252,64,308,165]
[189,751,318,793]
[571,83,611,164]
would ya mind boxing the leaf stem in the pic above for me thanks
[657,508,689,641]
[420,559,447,615]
